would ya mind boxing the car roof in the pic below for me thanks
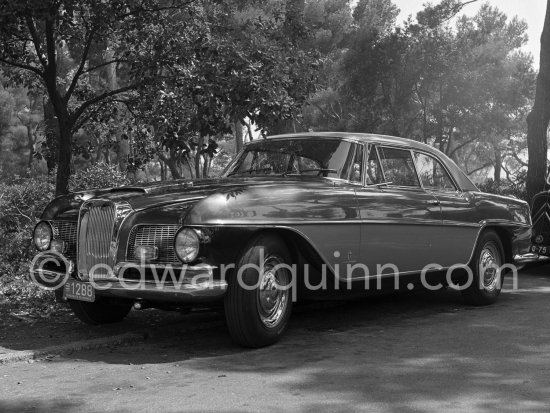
[265,132,434,151]
[252,132,479,192]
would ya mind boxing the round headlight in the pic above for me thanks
[174,228,200,263]
[33,221,53,251]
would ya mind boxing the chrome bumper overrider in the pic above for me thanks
[30,255,226,302]
[513,253,550,266]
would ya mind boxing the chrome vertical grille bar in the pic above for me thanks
[77,201,117,280]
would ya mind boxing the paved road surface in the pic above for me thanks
[2,266,550,412]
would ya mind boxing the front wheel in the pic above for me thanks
[224,233,293,348]
[461,230,505,306]
[68,299,132,325]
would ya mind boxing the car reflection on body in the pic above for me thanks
[31,133,532,347]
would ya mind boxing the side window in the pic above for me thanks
[378,147,420,187]
[365,145,383,185]
[414,152,456,191]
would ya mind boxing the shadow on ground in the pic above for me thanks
[3,267,550,412]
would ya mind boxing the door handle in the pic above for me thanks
[427,199,441,206]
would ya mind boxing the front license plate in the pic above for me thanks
[531,245,550,256]
[63,279,95,302]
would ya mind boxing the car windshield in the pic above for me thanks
[224,138,354,179]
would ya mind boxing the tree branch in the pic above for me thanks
[467,162,492,176]
[81,59,127,75]
[448,136,479,157]
[44,16,57,73]
[0,58,43,76]
[64,26,98,104]
[25,16,48,67]
[509,149,528,167]
[72,83,145,124]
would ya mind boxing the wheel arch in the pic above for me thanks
[478,225,513,264]
[244,227,328,272]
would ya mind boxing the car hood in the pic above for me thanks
[96,176,345,210]
[43,176,344,219]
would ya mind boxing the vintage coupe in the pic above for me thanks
[31,133,532,347]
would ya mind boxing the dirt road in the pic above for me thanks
[2,266,550,412]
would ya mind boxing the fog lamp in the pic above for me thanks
[135,245,159,261]
[50,239,68,254]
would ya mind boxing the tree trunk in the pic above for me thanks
[202,154,209,178]
[195,135,204,178]
[43,100,58,172]
[56,119,73,196]
[167,159,182,179]
[159,159,166,181]
[234,119,243,153]
[27,124,35,168]
[527,0,550,200]
[105,42,129,173]
[493,147,501,187]
[158,152,181,179]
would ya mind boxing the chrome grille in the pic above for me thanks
[127,225,180,263]
[78,202,116,279]
[51,221,77,259]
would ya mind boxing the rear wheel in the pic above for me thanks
[461,230,504,306]
[68,299,132,325]
[224,233,293,348]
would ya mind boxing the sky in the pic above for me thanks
[391,0,547,66]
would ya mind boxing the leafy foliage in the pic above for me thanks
[0,176,54,277]
[304,0,535,191]
[69,162,130,192]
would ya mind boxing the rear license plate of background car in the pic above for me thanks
[63,279,95,302]
[532,245,549,255]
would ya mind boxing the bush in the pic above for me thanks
[69,162,130,192]
[478,173,527,202]
[0,176,55,277]
[1,164,131,314]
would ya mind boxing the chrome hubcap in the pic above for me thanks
[479,241,501,292]
[257,256,290,328]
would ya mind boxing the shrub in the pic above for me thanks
[69,162,130,192]
[478,173,527,202]
[0,176,55,276]
[1,164,131,314]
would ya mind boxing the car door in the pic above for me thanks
[354,144,443,278]
[413,151,478,267]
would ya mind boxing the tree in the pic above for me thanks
[117,0,321,179]
[324,1,534,189]
[526,0,550,200]
[0,0,198,195]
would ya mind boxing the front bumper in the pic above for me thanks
[30,254,227,303]
[513,253,550,266]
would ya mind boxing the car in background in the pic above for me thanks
[30,132,532,347]
[529,173,550,259]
